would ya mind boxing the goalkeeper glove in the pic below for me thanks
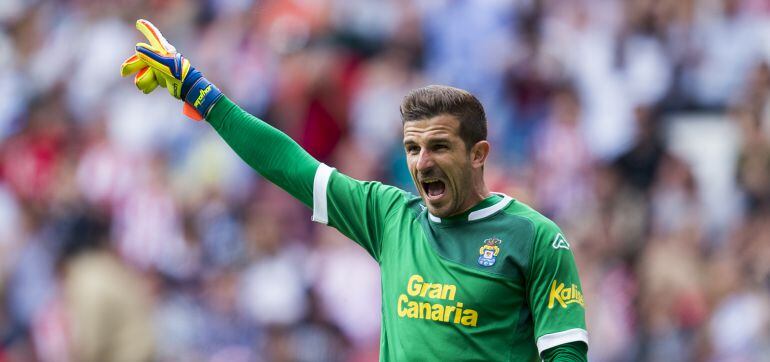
[120,19,222,121]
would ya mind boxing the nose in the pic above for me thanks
[416,149,434,172]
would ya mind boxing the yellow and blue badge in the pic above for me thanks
[478,237,502,267]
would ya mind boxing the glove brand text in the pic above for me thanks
[194,85,212,108]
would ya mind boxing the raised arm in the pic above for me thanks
[120,19,319,206]
[120,19,407,259]
[206,96,319,206]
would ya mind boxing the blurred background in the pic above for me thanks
[1,0,770,361]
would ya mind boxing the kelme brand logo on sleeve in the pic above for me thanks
[548,280,584,309]
[478,237,502,267]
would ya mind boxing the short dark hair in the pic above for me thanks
[400,85,487,150]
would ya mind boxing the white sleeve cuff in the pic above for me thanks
[536,328,588,354]
[311,163,335,224]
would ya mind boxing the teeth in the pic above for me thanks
[423,178,439,183]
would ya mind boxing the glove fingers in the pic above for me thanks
[153,69,168,88]
[135,44,176,78]
[120,54,146,77]
[135,19,176,55]
[142,78,159,94]
[134,67,159,94]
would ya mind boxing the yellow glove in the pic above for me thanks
[120,19,222,120]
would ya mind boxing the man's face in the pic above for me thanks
[403,115,479,218]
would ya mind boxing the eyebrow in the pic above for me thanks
[428,138,452,144]
[403,137,453,146]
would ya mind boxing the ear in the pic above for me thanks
[470,140,490,168]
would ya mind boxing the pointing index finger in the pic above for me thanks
[135,19,176,55]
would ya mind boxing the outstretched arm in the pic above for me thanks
[206,96,319,207]
[120,19,406,259]
[120,19,320,206]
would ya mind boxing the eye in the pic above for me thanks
[433,144,449,151]
[406,145,420,155]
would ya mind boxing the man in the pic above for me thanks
[121,19,588,361]
[58,211,155,362]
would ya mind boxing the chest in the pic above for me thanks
[378,213,534,327]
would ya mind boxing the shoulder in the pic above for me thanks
[502,199,560,232]
[330,171,420,210]
[501,198,564,250]
[403,192,425,208]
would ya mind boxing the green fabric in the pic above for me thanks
[541,342,588,362]
[325,171,410,261]
[206,96,319,207]
[325,173,587,361]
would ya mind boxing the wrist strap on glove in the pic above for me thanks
[181,68,223,121]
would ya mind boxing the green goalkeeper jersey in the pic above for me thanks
[315,168,587,361]
[206,97,588,361]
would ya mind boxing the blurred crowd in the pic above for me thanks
[1,0,770,361]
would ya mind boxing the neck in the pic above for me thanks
[451,181,491,217]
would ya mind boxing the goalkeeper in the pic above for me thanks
[121,19,588,361]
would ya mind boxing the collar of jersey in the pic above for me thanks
[427,193,514,224]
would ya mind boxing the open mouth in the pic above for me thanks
[421,178,446,200]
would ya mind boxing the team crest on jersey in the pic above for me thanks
[478,237,502,267]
